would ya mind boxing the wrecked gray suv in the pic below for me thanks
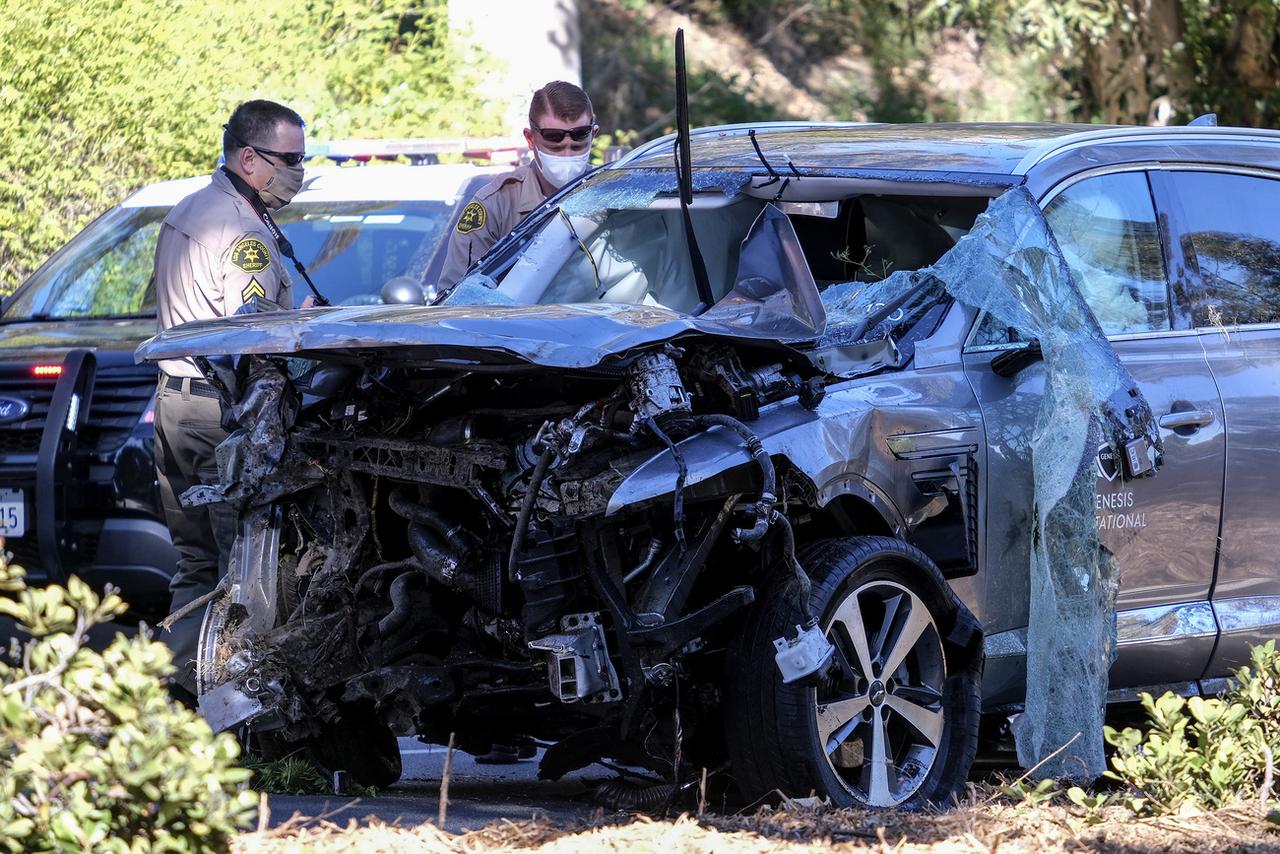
[138,122,1280,808]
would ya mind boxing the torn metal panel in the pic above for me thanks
[182,358,311,509]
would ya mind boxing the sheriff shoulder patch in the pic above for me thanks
[241,277,267,302]
[456,201,487,234]
[230,237,271,273]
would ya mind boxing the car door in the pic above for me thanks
[1153,168,1280,677]
[964,169,1225,699]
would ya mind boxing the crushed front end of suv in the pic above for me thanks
[137,123,1197,806]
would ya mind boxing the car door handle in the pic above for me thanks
[1158,409,1215,430]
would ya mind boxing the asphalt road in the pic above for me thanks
[264,738,611,832]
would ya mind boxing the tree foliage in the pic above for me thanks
[588,0,1280,139]
[0,0,502,294]
[917,0,1280,125]
[0,541,257,851]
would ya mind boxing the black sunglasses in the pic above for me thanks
[225,128,306,166]
[530,122,597,144]
[252,146,306,167]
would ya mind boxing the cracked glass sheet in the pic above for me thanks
[561,167,751,216]
[823,186,1161,781]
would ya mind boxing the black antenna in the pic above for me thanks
[673,28,714,314]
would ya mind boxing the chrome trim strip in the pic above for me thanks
[1037,163,1157,206]
[1116,601,1217,645]
[985,601,1216,659]
[1213,595,1280,633]
[887,427,980,459]
[1198,677,1233,697]
[1107,681,1199,705]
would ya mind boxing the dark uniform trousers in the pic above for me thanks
[153,375,238,694]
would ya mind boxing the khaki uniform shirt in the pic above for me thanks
[153,169,293,378]
[438,163,547,288]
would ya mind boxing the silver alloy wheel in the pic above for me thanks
[812,578,946,806]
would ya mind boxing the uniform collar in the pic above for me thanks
[210,169,256,214]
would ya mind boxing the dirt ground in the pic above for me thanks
[233,790,1280,853]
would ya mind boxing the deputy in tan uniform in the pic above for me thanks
[153,99,305,700]
[439,81,598,289]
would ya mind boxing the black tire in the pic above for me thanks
[250,702,402,790]
[725,536,982,809]
[307,702,403,789]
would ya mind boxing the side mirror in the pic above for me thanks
[381,276,430,305]
[990,341,1042,378]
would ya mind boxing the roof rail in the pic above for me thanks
[1013,124,1280,174]
[305,137,530,165]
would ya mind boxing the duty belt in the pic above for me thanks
[162,375,222,400]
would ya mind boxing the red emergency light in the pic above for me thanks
[32,364,63,378]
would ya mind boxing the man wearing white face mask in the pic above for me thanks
[439,81,598,289]
[151,98,304,703]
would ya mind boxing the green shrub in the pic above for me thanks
[1104,641,1280,816]
[0,538,257,852]
[0,0,501,295]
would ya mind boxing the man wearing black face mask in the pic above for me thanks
[151,98,305,703]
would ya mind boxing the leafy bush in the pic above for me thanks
[0,0,502,295]
[0,539,257,851]
[1104,641,1280,815]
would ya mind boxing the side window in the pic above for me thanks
[1043,171,1169,335]
[1165,171,1280,327]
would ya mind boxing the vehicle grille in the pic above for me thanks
[0,369,153,457]
[4,530,101,576]
[84,374,155,453]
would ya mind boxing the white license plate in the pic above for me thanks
[0,489,25,538]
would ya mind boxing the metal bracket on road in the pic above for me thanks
[198,680,265,733]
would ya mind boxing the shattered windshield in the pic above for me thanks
[444,169,771,316]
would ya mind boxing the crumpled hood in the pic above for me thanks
[135,302,810,370]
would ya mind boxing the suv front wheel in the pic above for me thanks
[726,536,982,808]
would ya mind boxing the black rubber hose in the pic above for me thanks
[694,414,777,543]
[692,415,815,627]
[388,488,474,558]
[592,779,679,811]
[508,448,556,580]
[773,513,816,629]
[407,523,458,587]
[378,571,417,636]
[354,558,420,594]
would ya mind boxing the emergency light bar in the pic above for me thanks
[306,137,530,166]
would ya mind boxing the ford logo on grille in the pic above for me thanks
[0,396,31,425]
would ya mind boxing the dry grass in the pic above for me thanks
[232,788,1280,854]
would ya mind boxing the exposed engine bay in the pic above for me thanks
[193,339,840,789]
